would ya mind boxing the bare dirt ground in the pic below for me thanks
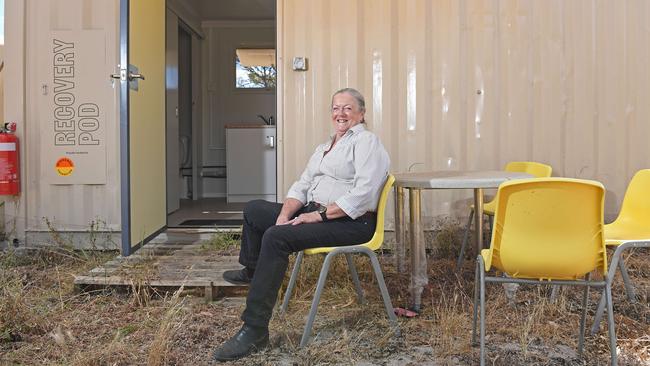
[1,232,648,366]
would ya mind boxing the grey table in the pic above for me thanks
[393,170,532,311]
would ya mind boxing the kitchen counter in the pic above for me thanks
[224,124,274,129]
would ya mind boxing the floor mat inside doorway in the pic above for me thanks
[176,219,244,227]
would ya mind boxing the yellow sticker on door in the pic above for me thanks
[56,158,74,176]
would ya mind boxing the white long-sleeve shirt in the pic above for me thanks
[286,124,390,219]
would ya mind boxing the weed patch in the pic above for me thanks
[199,232,241,255]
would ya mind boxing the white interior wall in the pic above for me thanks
[200,21,275,198]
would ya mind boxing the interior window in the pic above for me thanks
[235,48,276,89]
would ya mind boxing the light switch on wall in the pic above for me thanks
[292,57,308,71]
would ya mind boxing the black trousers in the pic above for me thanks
[239,199,376,328]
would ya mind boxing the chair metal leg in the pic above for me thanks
[485,214,494,246]
[590,288,607,336]
[280,251,304,313]
[618,258,636,302]
[345,253,365,304]
[471,256,480,345]
[605,282,618,366]
[591,241,636,335]
[300,252,336,347]
[550,285,561,303]
[367,250,399,333]
[479,257,486,366]
[578,273,590,356]
[456,209,474,270]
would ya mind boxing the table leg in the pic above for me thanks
[409,188,426,312]
[394,186,406,273]
[473,188,484,256]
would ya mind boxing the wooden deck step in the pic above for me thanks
[74,233,247,301]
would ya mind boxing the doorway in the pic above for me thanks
[165,0,277,229]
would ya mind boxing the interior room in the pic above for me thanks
[165,0,277,228]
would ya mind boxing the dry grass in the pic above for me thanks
[1,230,649,365]
[147,288,189,366]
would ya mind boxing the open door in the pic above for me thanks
[117,0,166,255]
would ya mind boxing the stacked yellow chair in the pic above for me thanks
[472,178,617,366]
[280,175,399,347]
[457,161,553,269]
[591,169,650,335]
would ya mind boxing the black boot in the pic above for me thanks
[212,324,269,362]
[223,268,254,285]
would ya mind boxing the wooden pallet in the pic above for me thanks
[74,235,247,301]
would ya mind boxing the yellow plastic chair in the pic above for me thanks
[457,161,553,269]
[471,178,617,366]
[591,169,650,335]
[280,175,399,347]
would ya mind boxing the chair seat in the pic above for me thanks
[480,248,594,281]
[483,200,496,215]
[304,244,368,255]
[604,221,650,246]
[471,199,497,215]
[305,229,384,255]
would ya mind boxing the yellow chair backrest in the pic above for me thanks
[605,169,650,244]
[484,178,607,280]
[504,161,553,178]
[482,162,552,214]
[305,174,395,255]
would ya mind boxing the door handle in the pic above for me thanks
[129,73,145,81]
[127,64,143,90]
[267,136,275,148]
[110,69,127,81]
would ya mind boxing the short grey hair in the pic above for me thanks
[332,88,366,114]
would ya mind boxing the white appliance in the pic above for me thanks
[226,125,276,203]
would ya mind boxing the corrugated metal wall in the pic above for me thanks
[278,0,650,228]
[24,0,120,235]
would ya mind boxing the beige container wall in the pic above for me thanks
[278,0,650,228]
[23,0,120,237]
[0,45,4,127]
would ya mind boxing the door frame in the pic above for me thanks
[275,0,285,203]
[118,0,132,255]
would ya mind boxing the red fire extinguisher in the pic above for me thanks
[0,122,20,195]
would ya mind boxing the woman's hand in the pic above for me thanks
[289,211,322,226]
[275,215,292,225]
[275,198,304,225]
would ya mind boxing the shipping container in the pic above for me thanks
[3,0,649,253]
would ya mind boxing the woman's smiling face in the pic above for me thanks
[331,92,364,137]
